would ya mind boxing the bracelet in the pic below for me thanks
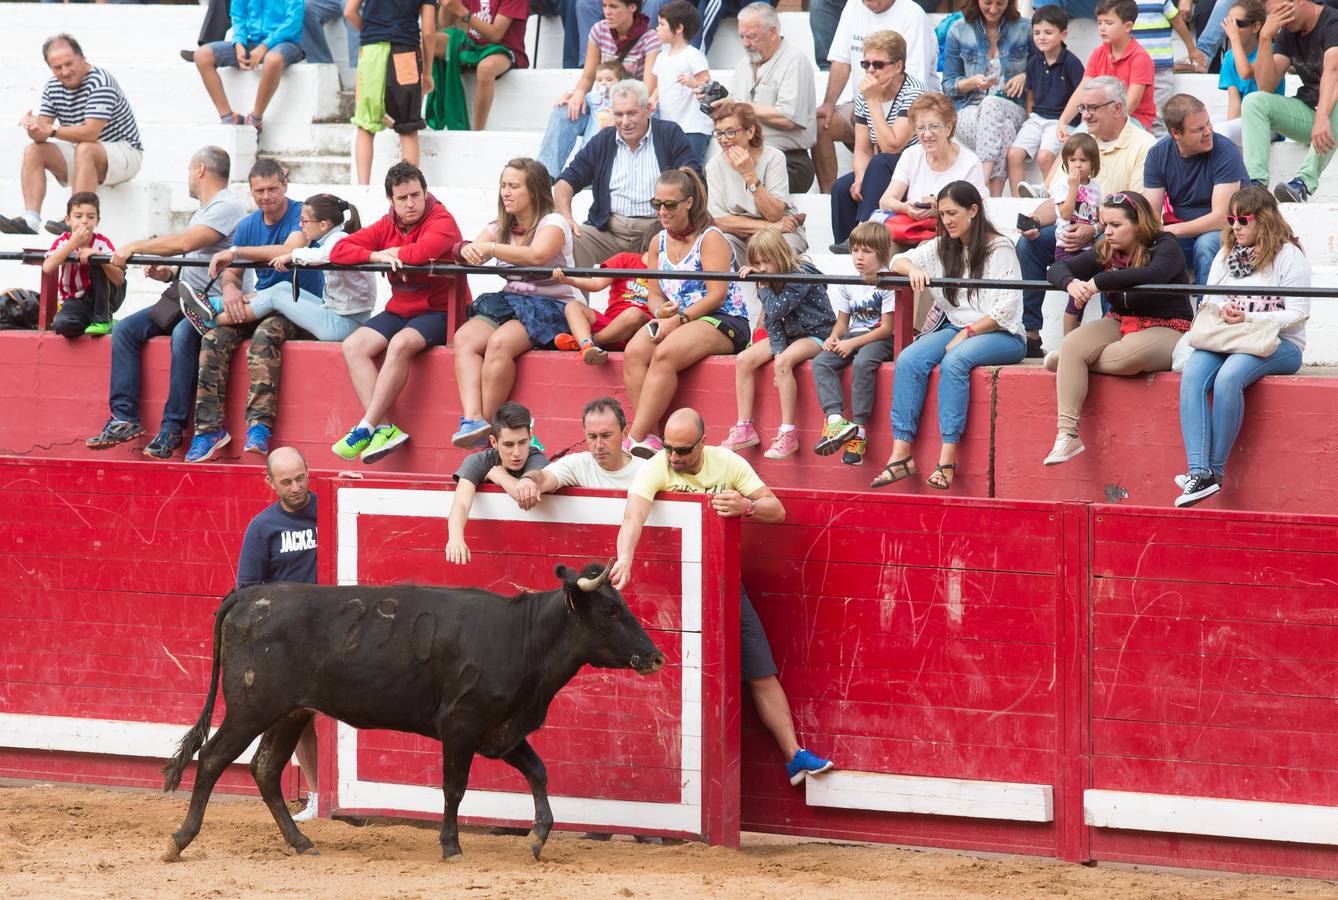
[743,498,756,518]
[964,324,977,338]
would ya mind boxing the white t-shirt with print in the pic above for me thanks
[544,452,647,490]
[653,45,713,136]
[829,283,896,336]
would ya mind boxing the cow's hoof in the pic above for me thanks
[295,843,320,856]
[161,838,182,863]
[526,830,546,861]
[442,848,463,862]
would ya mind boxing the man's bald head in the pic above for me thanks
[265,447,311,512]
[664,408,705,445]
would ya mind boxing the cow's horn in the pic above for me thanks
[577,561,611,592]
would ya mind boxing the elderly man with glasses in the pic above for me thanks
[554,79,700,268]
[1014,76,1155,356]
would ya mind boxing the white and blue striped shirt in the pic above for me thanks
[608,129,660,219]
[38,66,142,151]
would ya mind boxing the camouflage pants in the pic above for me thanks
[194,316,306,435]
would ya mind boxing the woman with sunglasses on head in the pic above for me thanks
[941,0,1031,197]
[872,180,1026,491]
[705,100,808,264]
[622,167,750,458]
[828,29,923,253]
[1043,190,1192,467]
[1174,185,1310,507]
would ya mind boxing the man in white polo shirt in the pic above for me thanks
[0,34,144,237]
[513,397,645,508]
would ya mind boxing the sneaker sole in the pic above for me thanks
[86,427,145,450]
[841,454,865,466]
[451,425,491,449]
[764,448,797,460]
[582,348,609,366]
[1175,484,1221,508]
[143,443,180,459]
[1273,185,1305,203]
[629,445,659,460]
[723,438,761,451]
[814,424,859,456]
[245,443,270,457]
[361,431,410,464]
[190,432,231,463]
[788,761,835,786]
[1043,444,1085,466]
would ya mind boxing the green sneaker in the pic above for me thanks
[361,424,409,464]
[332,425,373,461]
[83,321,112,336]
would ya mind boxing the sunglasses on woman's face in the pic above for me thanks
[650,198,685,210]
[859,59,892,71]
[1226,214,1257,226]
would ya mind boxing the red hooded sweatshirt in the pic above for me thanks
[329,193,470,318]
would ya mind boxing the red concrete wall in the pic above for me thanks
[4,330,1332,513]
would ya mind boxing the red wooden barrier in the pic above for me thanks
[6,456,1338,877]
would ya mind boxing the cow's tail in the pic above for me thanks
[161,590,244,793]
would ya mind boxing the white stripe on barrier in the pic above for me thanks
[1084,789,1338,845]
[333,486,706,835]
[805,770,1055,823]
[0,712,259,764]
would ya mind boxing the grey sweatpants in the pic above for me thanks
[811,339,895,424]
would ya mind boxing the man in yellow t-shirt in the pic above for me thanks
[613,408,834,786]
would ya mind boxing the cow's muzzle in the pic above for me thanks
[631,651,666,675]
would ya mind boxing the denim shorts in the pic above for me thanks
[468,291,570,349]
[206,40,305,68]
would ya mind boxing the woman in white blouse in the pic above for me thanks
[1174,185,1310,508]
[875,93,988,247]
[871,180,1026,490]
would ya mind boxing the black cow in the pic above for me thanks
[160,561,664,861]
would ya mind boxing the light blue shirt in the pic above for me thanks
[608,128,660,219]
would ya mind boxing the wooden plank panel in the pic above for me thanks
[1092,577,1338,628]
[1092,542,1338,589]
[1,588,222,628]
[1092,682,1338,734]
[1092,755,1338,807]
[742,523,1056,573]
[1092,509,1338,555]
[1090,647,1338,702]
[1093,613,1338,663]
[790,698,1055,750]
[768,628,1056,674]
[1093,719,1338,773]
[357,516,681,563]
[0,554,237,597]
[772,663,1056,715]
[1090,828,1338,880]
[750,593,1055,644]
[749,560,1057,610]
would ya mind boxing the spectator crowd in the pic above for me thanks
[11,0,1334,509]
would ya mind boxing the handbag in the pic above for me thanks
[881,212,937,246]
[1186,301,1285,357]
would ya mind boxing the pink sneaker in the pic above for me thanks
[764,430,799,459]
[721,421,760,450]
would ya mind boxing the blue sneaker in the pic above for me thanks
[1274,178,1310,203]
[786,749,834,786]
[185,430,231,462]
[244,423,271,456]
[452,416,492,449]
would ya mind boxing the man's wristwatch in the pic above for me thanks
[678,312,689,324]
[745,178,760,194]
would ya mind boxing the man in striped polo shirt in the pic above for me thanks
[0,34,144,237]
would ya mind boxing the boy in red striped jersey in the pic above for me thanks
[41,191,123,337]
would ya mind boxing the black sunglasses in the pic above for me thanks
[859,59,893,71]
[1234,17,1255,26]
[664,435,703,456]
[650,198,686,210]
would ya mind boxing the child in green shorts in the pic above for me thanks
[344,0,437,185]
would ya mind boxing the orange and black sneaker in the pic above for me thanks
[841,435,866,466]
[554,333,581,352]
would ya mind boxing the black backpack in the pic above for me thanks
[0,289,40,331]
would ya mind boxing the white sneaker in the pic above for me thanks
[1043,350,1060,373]
[292,792,318,823]
[1017,182,1049,199]
[1043,434,1085,466]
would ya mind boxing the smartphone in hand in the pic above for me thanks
[912,202,933,209]
[1017,213,1041,232]
[646,320,660,339]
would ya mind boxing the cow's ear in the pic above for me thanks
[554,564,576,585]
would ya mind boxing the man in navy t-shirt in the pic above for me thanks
[236,446,321,820]
[184,159,324,463]
[1142,93,1248,286]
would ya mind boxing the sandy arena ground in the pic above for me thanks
[2,784,1335,899]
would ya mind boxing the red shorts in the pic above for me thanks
[592,300,651,346]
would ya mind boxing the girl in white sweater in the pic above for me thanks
[1176,186,1310,507]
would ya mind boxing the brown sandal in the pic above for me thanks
[926,463,956,490]
[870,457,916,489]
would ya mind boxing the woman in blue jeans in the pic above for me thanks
[1175,186,1310,507]
[872,180,1026,490]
